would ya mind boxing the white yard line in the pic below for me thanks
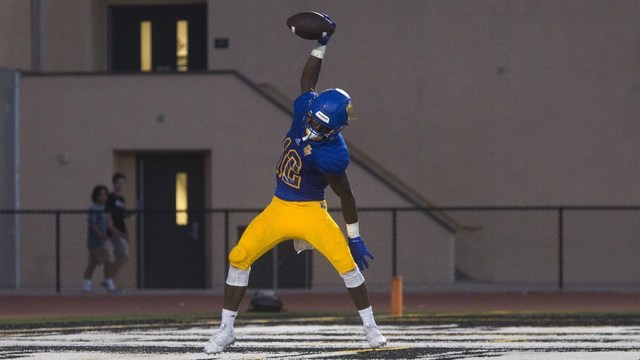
[1,323,639,359]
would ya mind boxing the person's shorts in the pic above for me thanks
[90,245,112,263]
[112,237,129,259]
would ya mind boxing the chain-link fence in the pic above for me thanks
[1,206,639,293]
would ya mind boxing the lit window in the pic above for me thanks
[140,21,152,72]
[176,172,188,225]
[177,20,189,72]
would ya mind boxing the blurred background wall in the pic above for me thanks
[1,0,639,292]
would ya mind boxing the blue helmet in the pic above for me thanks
[304,88,352,141]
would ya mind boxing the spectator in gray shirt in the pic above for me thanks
[81,185,119,293]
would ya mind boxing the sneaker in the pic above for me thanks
[204,324,235,354]
[81,279,92,294]
[363,323,387,348]
[101,280,122,294]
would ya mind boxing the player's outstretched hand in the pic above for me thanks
[317,13,336,45]
[348,236,374,271]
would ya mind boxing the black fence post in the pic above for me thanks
[55,211,61,293]
[558,208,564,290]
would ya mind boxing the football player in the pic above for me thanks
[204,13,387,354]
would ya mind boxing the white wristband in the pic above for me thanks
[311,43,326,59]
[346,222,360,238]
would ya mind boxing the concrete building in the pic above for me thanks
[1,0,639,292]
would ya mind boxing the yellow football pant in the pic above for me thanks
[229,196,356,274]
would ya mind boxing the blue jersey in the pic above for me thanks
[274,92,350,201]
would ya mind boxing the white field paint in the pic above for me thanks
[1,323,639,359]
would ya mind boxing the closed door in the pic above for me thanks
[137,153,205,288]
[109,4,207,72]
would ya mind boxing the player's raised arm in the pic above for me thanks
[297,13,336,93]
[300,54,322,93]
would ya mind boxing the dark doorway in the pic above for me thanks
[109,4,207,72]
[237,226,312,289]
[137,153,206,288]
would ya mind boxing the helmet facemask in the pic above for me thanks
[303,112,346,142]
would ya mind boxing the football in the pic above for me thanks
[286,11,335,40]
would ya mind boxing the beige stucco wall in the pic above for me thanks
[18,73,284,290]
[6,0,640,202]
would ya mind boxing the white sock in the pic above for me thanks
[358,306,376,327]
[221,308,238,331]
[82,279,91,289]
